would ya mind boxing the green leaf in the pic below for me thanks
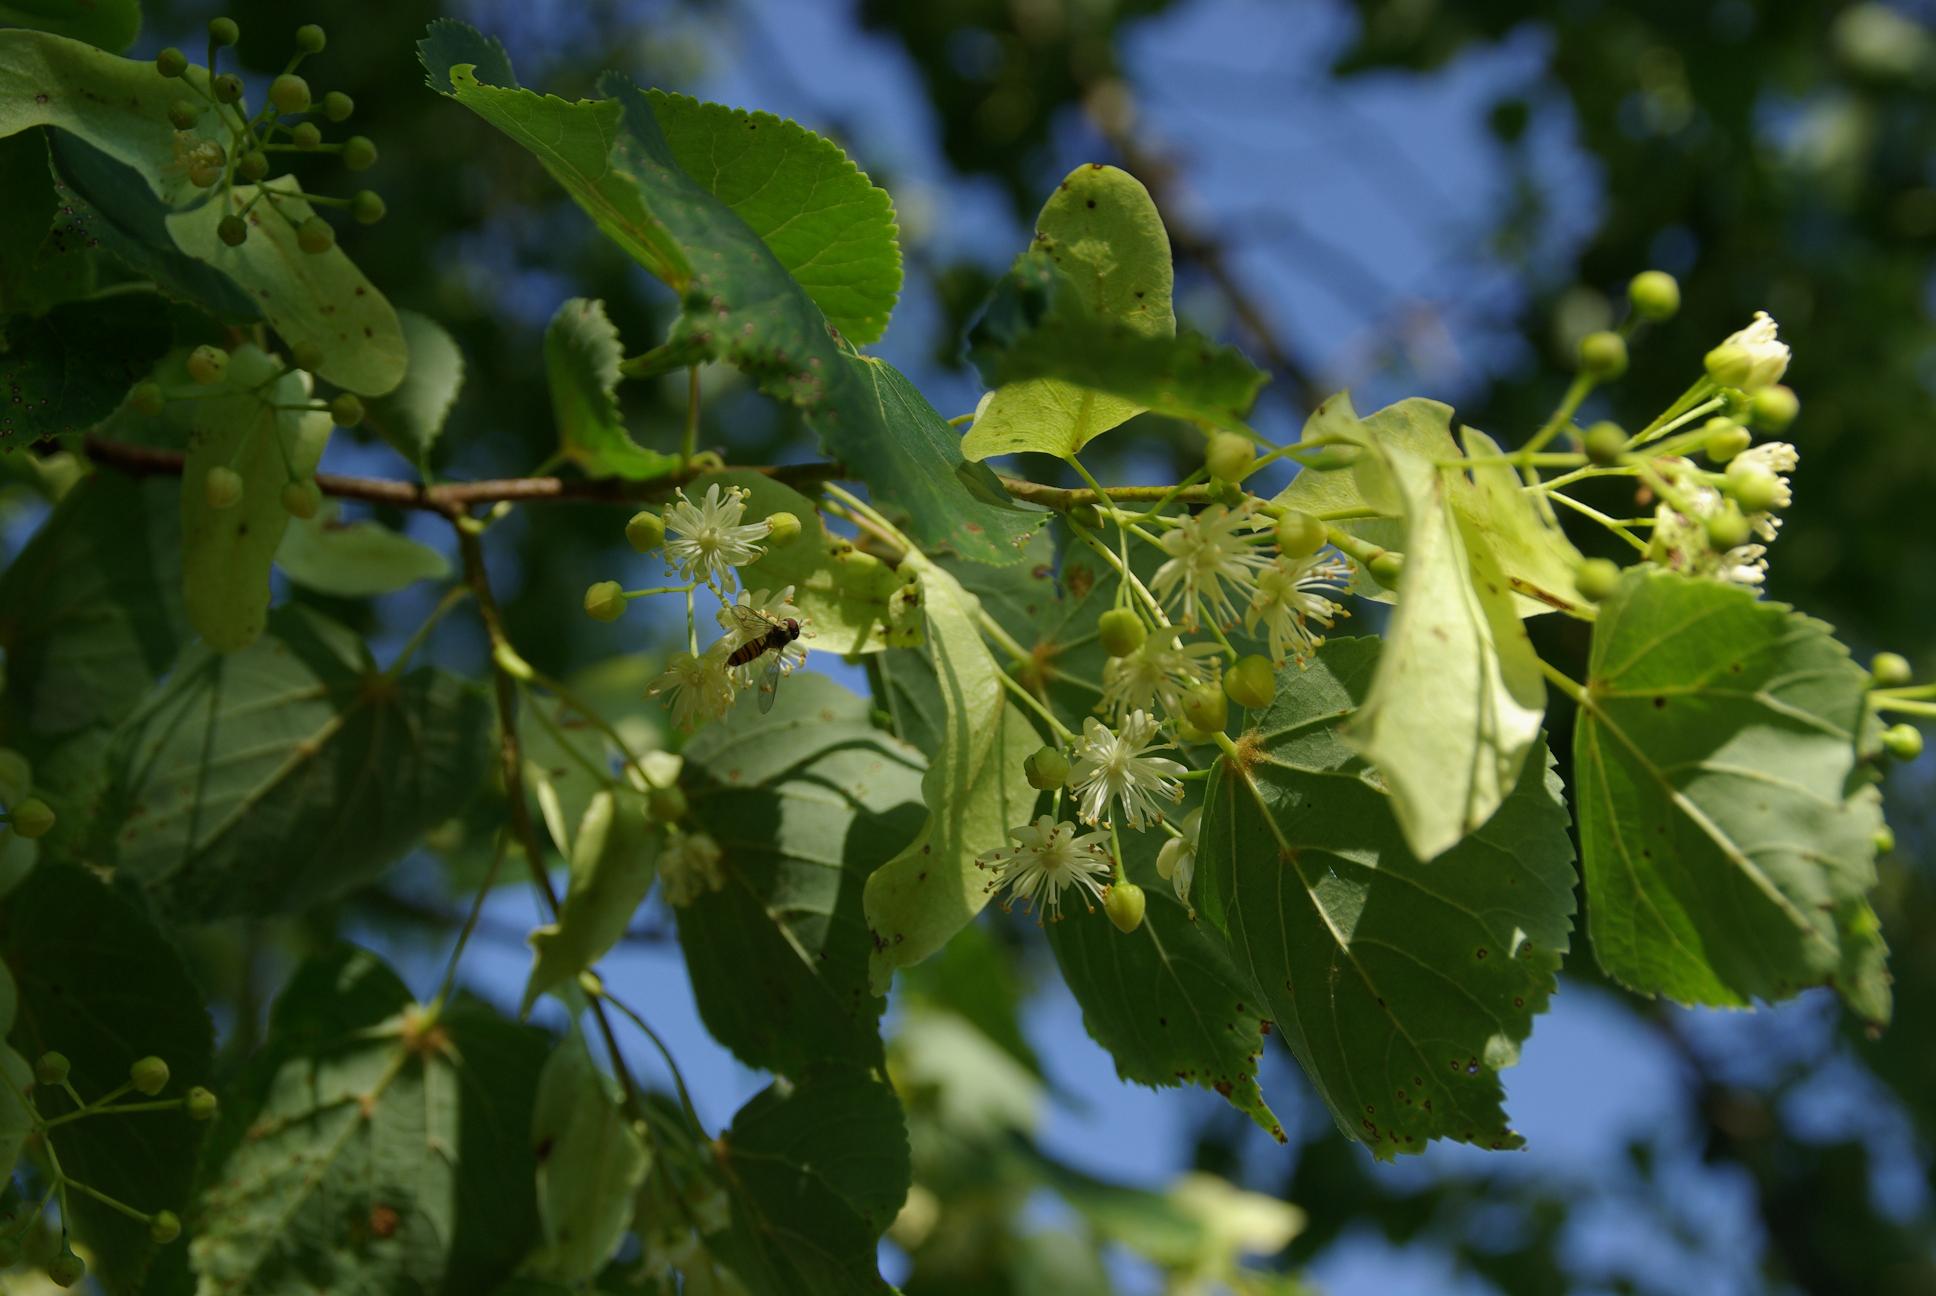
[864,556,1042,992]
[529,1033,651,1282]
[519,657,669,862]
[545,297,679,480]
[649,90,900,345]
[1046,825,1284,1141]
[964,164,1265,458]
[192,945,548,1296]
[1326,393,1547,860]
[1,864,215,1290]
[368,309,465,471]
[274,504,453,598]
[0,964,27,1183]
[100,605,493,920]
[521,788,658,1017]
[180,357,333,652]
[1455,427,1588,617]
[0,294,170,445]
[0,0,139,51]
[679,672,925,1072]
[0,127,93,316]
[1196,636,1576,1158]
[711,1064,910,1295]
[1030,1155,1302,1279]
[1573,567,1887,1018]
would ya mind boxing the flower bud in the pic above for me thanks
[292,340,325,371]
[130,1054,170,1095]
[281,479,322,519]
[1871,651,1913,687]
[323,90,354,122]
[167,98,200,130]
[1705,502,1752,550]
[1882,723,1924,761]
[237,150,269,181]
[150,1209,182,1244]
[625,510,666,553]
[1628,270,1680,321]
[328,392,363,426]
[1181,682,1227,734]
[1104,882,1146,934]
[1576,557,1621,603]
[342,135,378,172]
[1703,418,1752,463]
[130,380,166,416]
[1273,508,1325,558]
[646,784,688,824]
[765,510,802,545]
[185,1085,219,1121]
[1583,421,1626,465]
[269,74,311,115]
[48,1247,86,1288]
[1750,384,1799,432]
[157,47,189,77]
[1098,608,1146,658]
[212,73,244,105]
[188,343,228,384]
[1725,463,1783,514]
[583,581,627,622]
[1023,746,1070,791]
[291,121,323,150]
[1224,654,1275,710]
[208,16,239,46]
[1367,550,1404,589]
[1705,343,1754,389]
[218,214,248,247]
[203,466,244,511]
[295,24,327,54]
[8,795,54,838]
[1578,330,1628,380]
[351,190,386,225]
[1205,431,1255,483]
[295,215,336,255]
[1875,824,1896,855]
[34,1051,69,1087]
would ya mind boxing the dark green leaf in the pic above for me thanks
[0,127,94,315]
[367,309,465,472]
[521,789,658,1016]
[0,294,170,446]
[544,297,678,480]
[528,1034,650,1281]
[0,0,139,51]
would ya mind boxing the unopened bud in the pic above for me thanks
[1576,557,1621,603]
[1205,431,1255,483]
[34,1051,69,1087]
[156,47,189,78]
[185,1085,219,1121]
[1273,509,1325,558]
[1583,421,1626,465]
[1023,746,1070,791]
[1578,330,1628,380]
[1882,723,1924,762]
[1705,502,1753,550]
[1704,419,1752,463]
[1098,608,1146,658]
[1367,550,1404,589]
[1871,652,1913,687]
[1224,654,1275,710]
[1628,270,1680,321]
[583,581,627,622]
[765,510,801,545]
[625,510,666,553]
[328,392,363,427]
[203,466,243,511]
[1104,882,1146,934]
[1180,682,1227,734]
[1751,384,1799,432]
[130,1055,170,1096]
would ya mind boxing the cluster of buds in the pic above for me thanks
[0,747,55,842]
[154,17,382,252]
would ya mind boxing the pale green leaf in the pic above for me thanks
[192,946,548,1296]
[368,308,465,470]
[274,504,453,598]
[864,556,1041,992]
[545,296,679,480]
[519,657,669,862]
[100,605,493,920]
[680,673,925,1072]
[1574,568,1887,1019]
[649,90,900,345]
[888,1005,1044,1137]
[530,1034,651,1281]
[0,0,139,51]
[1455,427,1588,617]
[521,788,659,1017]
[1196,636,1576,1158]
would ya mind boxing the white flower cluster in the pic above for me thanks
[646,586,807,732]
[1650,441,1798,589]
[661,483,772,592]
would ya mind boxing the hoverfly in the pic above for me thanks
[722,602,803,714]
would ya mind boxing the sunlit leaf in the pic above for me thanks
[529,1033,650,1281]
[545,297,679,481]
[275,504,453,598]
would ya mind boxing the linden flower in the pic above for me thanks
[1650,483,1769,588]
[1099,636,1224,724]
[717,585,810,684]
[659,829,725,907]
[1151,503,1272,629]
[1709,311,1791,392]
[1155,807,1202,908]
[976,815,1112,922]
[662,483,771,591]
[647,643,737,732]
[1070,710,1188,829]
[1245,552,1352,666]
[1729,441,1798,537]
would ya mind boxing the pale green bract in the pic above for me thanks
[529,1034,651,1282]
[274,504,452,598]
[521,789,659,1018]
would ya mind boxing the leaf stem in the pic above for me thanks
[997,667,1075,742]
[431,830,508,1010]
[1535,656,1587,704]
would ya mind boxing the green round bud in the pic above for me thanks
[291,340,326,372]
[1180,682,1228,734]
[342,135,378,172]
[218,214,248,247]
[1104,881,1146,934]
[1224,654,1275,710]
[1274,508,1325,558]
[1582,421,1627,466]
[156,47,189,78]
[328,392,364,427]
[1882,723,1924,762]
[1097,608,1146,658]
[765,510,802,545]
[9,796,54,839]
[188,158,223,189]
[34,1051,70,1087]
[625,510,666,553]
[1704,419,1753,464]
[168,98,201,130]
[1725,463,1783,514]
[1871,651,1913,687]
[270,74,310,116]
[212,73,244,105]
[291,121,323,150]
[295,23,327,54]
[323,90,354,123]
[1875,823,1896,854]
[1578,329,1628,380]
[1367,550,1404,589]
[203,465,244,511]
[1023,746,1070,791]
[187,344,228,385]
[48,1248,86,1288]
[296,215,335,255]
[1705,502,1753,551]
[185,1085,219,1121]
[0,748,28,800]
[130,380,166,416]
[646,784,688,824]
[583,581,627,623]
[1205,431,1256,483]
[1576,557,1622,603]
[208,16,239,46]
[350,189,386,225]
[1750,384,1799,432]
[150,1209,182,1244]
[1628,270,1680,321]
[130,1054,170,1096]
[236,150,269,181]
[281,479,322,519]
[1208,476,1246,507]
[1704,341,1754,389]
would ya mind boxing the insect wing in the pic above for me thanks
[756,648,786,714]
[726,601,777,642]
